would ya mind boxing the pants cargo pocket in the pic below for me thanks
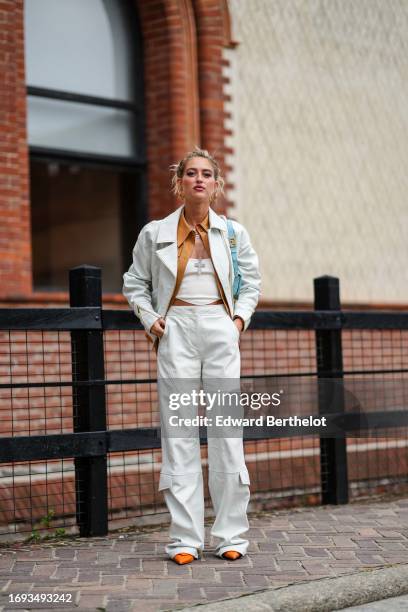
[239,467,250,486]
[158,473,172,491]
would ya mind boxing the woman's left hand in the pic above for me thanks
[233,316,244,334]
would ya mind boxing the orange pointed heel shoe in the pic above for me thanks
[173,553,195,565]
[222,551,242,561]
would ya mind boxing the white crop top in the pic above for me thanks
[176,258,220,305]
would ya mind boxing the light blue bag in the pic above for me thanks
[226,219,242,302]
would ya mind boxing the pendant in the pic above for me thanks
[194,259,205,274]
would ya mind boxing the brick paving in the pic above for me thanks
[0,497,408,611]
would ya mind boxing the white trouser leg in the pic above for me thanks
[208,466,250,557]
[158,471,204,559]
[157,309,203,558]
[157,305,250,558]
[201,309,250,557]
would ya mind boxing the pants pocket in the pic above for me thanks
[157,319,170,355]
[239,467,251,486]
[158,473,172,491]
[230,317,240,340]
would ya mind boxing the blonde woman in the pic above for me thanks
[123,147,260,564]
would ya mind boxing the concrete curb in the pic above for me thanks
[178,563,408,612]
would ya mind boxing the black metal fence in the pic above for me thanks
[0,266,408,539]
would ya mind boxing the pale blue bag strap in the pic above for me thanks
[226,219,242,302]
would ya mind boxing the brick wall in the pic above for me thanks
[135,0,200,220]
[0,0,31,299]
[135,0,235,220]
[193,0,236,215]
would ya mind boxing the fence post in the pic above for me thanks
[314,276,349,504]
[70,265,108,536]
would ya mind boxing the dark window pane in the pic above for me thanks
[30,160,142,293]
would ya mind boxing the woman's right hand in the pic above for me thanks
[150,317,166,338]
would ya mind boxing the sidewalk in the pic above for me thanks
[1,496,408,611]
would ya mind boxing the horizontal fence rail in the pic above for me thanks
[0,267,407,537]
[4,308,408,332]
[2,411,408,463]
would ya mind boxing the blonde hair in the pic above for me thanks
[170,146,225,203]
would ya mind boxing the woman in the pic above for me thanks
[123,147,260,564]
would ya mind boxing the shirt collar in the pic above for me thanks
[177,208,209,247]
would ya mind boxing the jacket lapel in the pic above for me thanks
[208,209,234,315]
[155,206,183,278]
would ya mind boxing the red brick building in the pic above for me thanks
[0,0,235,305]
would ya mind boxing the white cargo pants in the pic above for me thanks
[157,304,250,559]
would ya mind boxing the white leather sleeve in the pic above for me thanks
[232,223,261,331]
[122,223,161,339]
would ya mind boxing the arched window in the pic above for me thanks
[25,0,146,292]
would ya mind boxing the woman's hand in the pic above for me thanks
[150,317,166,338]
[233,316,244,334]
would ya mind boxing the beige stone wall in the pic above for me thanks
[225,0,408,304]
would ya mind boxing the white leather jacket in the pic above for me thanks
[123,205,261,341]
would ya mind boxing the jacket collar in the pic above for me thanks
[155,205,227,243]
[209,206,227,232]
[177,208,209,247]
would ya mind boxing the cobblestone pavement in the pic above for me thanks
[1,497,408,611]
